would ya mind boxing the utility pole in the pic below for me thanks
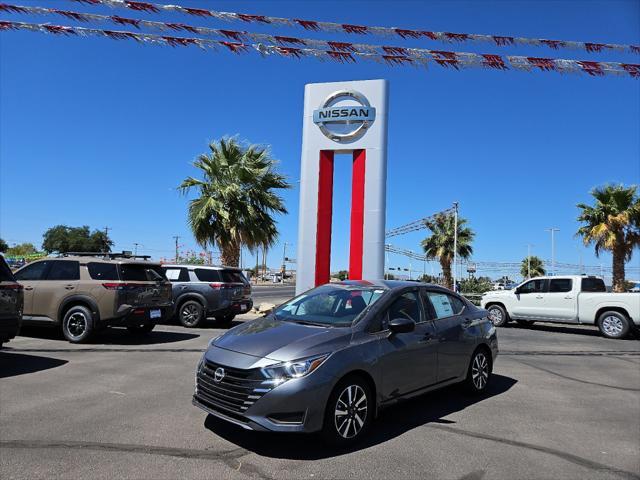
[545,228,560,276]
[172,235,180,263]
[281,242,290,284]
[385,245,390,280]
[133,242,140,256]
[103,226,111,252]
[452,202,459,291]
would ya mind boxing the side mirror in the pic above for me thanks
[514,288,522,295]
[388,317,416,334]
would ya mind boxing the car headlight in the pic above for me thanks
[261,353,330,385]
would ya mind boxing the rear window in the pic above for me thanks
[47,261,80,281]
[118,264,166,282]
[163,267,190,282]
[549,278,572,293]
[87,262,119,281]
[221,270,248,284]
[194,268,222,282]
[581,277,606,292]
[14,261,49,281]
[0,257,16,282]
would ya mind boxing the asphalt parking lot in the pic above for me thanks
[1,317,639,480]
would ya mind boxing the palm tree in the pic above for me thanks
[179,138,290,267]
[520,255,545,279]
[421,213,474,290]
[576,184,640,292]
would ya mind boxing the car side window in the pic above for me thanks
[385,291,423,327]
[14,261,49,281]
[518,279,546,294]
[164,267,189,282]
[87,262,119,280]
[425,291,465,319]
[549,278,572,293]
[47,261,80,281]
[194,268,222,282]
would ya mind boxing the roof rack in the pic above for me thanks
[62,251,152,260]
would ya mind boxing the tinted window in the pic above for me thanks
[88,262,119,281]
[518,279,546,294]
[426,291,465,319]
[118,264,166,281]
[163,267,190,282]
[47,261,80,280]
[14,261,49,281]
[221,269,248,284]
[194,268,222,282]
[387,291,423,324]
[581,277,606,292]
[549,278,572,293]
[0,257,16,282]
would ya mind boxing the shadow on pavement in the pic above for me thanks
[204,374,517,459]
[18,326,200,345]
[512,323,640,340]
[0,351,68,378]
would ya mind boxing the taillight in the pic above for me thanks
[102,283,123,290]
[209,283,232,290]
[133,308,145,315]
[0,283,23,290]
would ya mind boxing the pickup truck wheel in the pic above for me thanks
[516,320,535,327]
[178,300,204,328]
[487,305,509,327]
[597,312,630,339]
[62,305,94,343]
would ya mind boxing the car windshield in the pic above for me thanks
[273,285,385,327]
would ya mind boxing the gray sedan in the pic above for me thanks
[193,280,498,445]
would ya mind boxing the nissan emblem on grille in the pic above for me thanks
[213,367,225,383]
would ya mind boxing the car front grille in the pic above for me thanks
[195,360,271,415]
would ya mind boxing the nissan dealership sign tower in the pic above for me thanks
[296,79,389,295]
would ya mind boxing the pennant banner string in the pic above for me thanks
[1,21,638,78]
[54,0,639,55]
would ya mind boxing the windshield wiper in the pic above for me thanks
[289,320,330,327]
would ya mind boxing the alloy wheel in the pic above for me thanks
[67,312,87,339]
[602,315,624,337]
[334,385,368,439]
[471,353,489,390]
[488,308,502,325]
[181,304,201,326]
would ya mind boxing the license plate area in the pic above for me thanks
[150,309,161,319]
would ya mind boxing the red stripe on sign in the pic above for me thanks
[315,150,334,287]
[349,150,366,280]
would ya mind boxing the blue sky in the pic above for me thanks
[1,0,639,280]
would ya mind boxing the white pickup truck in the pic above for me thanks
[480,275,640,339]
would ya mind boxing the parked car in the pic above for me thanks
[481,275,640,339]
[162,265,252,328]
[0,255,24,348]
[13,252,172,343]
[193,280,497,445]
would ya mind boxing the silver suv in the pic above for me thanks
[162,265,252,328]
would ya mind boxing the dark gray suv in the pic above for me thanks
[162,265,252,328]
[193,280,498,445]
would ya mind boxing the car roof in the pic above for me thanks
[336,279,450,291]
[25,256,161,265]
[162,264,242,271]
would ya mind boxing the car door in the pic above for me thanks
[374,290,438,399]
[32,260,80,321]
[541,278,578,321]
[13,260,51,318]
[511,279,548,320]
[423,290,477,382]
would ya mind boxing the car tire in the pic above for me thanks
[516,320,535,327]
[62,305,94,343]
[178,300,204,328]
[597,311,630,339]
[487,304,509,327]
[127,323,155,334]
[215,313,235,326]
[464,348,492,395]
[321,375,372,447]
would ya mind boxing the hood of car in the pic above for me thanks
[212,315,351,362]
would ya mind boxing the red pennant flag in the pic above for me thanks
[482,54,508,70]
[0,20,18,30]
[166,23,198,34]
[577,61,604,76]
[540,40,565,50]
[218,30,245,42]
[585,43,607,53]
[219,41,249,53]
[162,36,199,47]
[43,25,76,35]
[493,36,514,46]
[103,30,140,41]
[276,46,303,58]
[444,33,469,42]
[622,64,640,77]
[182,7,212,17]
[237,14,270,24]
[527,57,556,71]
[124,1,159,13]
[327,51,356,63]
[394,28,421,39]
[274,36,306,46]
[294,19,320,30]
[111,16,141,29]
[431,51,459,69]
[382,55,413,66]
[383,46,409,56]
[327,41,356,52]
[0,4,28,13]
[342,24,368,34]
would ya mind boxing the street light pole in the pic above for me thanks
[452,202,459,291]
[281,242,289,284]
[545,228,560,276]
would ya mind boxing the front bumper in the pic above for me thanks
[193,351,334,433]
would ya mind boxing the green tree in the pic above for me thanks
[0,238,8,253]
[42,225,113,253]
[335,270,349,281]
[6,242,38,256]
[521,255,546,279]
[179,138,290,267]
[421,213,475,290]
[459,276,493,294]
[576,184,640,292]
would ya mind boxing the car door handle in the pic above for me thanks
[461,318,472,329]
[64,285,75,290]
[419,332,434,343]
[24,286,33,291]
[535,296,544,299]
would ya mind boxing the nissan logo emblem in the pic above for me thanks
[313,90,376,143]
[213,367,225,383]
